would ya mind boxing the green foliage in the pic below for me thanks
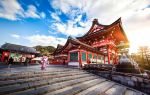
[34,45,56,56]
[138,46,150,70]
[132,46,150,70]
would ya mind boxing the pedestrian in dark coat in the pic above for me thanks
[25,57,29,66]
[8,57,13,68]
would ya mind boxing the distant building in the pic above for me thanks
[52,18,129,67]
[0,43,38,63]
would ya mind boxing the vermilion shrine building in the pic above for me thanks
[0,43,37,63]
[53,18,129,67]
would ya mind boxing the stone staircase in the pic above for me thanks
[0,67,147,95]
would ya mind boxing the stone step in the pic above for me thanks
[0,69,72,77]
[0,70,85,81]
[76,81,115,95]
[0,66,147,95]
[0,68,77,77]
[46,78,106,95]
[124,89,146,95]
[105,85,127,95]
[0,73,92,95]
[9,75,96,95]
[0,71,88,87]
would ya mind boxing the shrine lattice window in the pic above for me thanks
[88,53,92,59]
[82,52,86,61]
[94,54,97,59]
[70,52,78,61]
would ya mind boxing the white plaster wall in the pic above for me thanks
[68,62,79,67]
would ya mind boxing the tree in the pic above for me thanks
[138,46,150,70]
[34,45,56,57]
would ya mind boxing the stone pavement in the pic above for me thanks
[0,65,147,95]
[0,64,68,75]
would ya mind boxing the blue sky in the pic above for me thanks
[0,0,150,53]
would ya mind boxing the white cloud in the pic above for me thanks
[25,34,67,47]
[0,0,41,20]
[51,0,150,23]
[25,5,40,18]
[50,0,150,53]
[51,12,61,22]
[53,23,66,32]
[50,10,90,36]
[51,21,88,37]
[40,12,46,18]
[51,0,70,14]
[51,0,82,14]
[11,34,20,39]
[0,0,23,20]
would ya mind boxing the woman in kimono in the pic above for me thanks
[41,56,48,70]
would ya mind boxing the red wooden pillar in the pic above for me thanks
[67,51,70,63]
[107,45,110,64]
[109,47,112,64]
[102,47,105,64]
[86,52,88,64]
[78,50,82,68]
[113,50,116,64]
[115,49,118,64]
[96,54,98,64]
[104,55,105,64]
[92,53,94,64]
[116,51,118,64]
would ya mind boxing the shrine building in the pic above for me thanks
[0,43,38,63]
[52,18,129,67]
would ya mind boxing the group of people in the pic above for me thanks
[7,57,30,68]
[7,56,49,70]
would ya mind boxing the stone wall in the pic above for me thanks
[86,70,150,94]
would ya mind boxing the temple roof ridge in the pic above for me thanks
[57,44,64,47]
[77,17,124,39]
[92,18,109,27]
[82,18,122,37]
[1,43,37,53]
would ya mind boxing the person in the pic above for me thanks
[112,65,116,72]
[41,56,48,70]
[63,59,65,65]
[25,57,29,66]
[8,57,13,69]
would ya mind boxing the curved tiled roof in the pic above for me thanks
[1,43,37,53]
[53,44,64,55]
[77,18,129,43]
[56,36,104,55]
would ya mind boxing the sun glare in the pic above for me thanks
[128,31,150,54]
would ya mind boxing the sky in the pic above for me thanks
[0,0,150,53]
